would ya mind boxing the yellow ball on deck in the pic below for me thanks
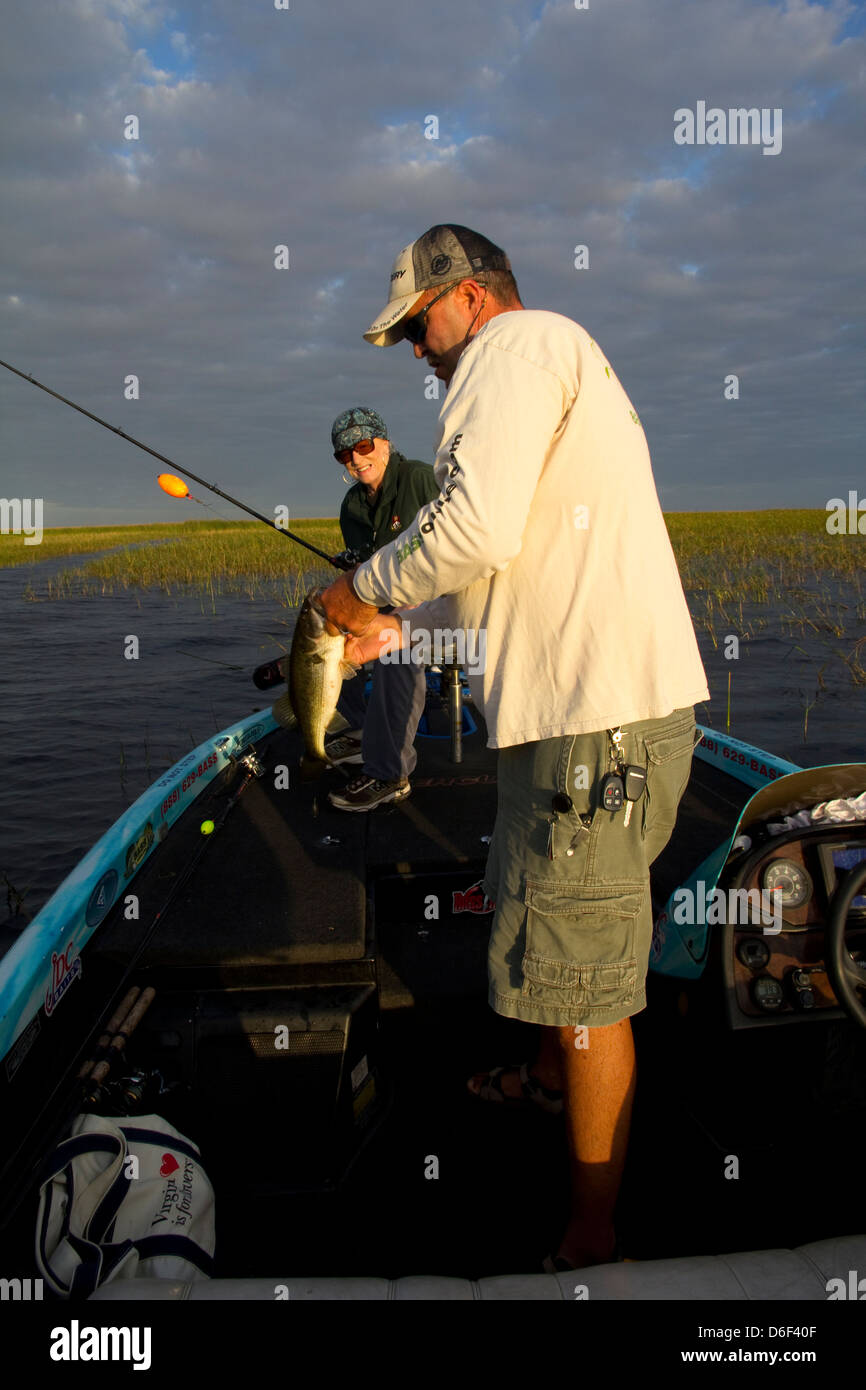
[200,819,215,835]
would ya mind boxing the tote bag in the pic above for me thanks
[35,1112,216,1297]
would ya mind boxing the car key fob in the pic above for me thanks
[624,766,647,801]
[600,773,624,811]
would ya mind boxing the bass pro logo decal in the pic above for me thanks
[125,821,154,878]
[452,880,495,914]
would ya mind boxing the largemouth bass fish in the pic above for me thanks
[288,590,357,768]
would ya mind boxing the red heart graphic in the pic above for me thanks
[160,1153,179,1176]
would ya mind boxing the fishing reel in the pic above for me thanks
[83,1067,174,1116]
[331,547,369,571]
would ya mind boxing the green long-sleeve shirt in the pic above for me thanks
[339,449,439,560]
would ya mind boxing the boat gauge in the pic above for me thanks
[751,976,784,1011]
[737,937,771,971]
[761,858,812,910]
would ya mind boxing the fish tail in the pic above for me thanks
[299,753,330,781]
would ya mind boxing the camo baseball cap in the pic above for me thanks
[364,224,512,346]
[331,406,389,453]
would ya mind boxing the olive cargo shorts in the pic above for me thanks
[482,707,699,1027]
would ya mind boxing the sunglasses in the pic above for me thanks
[402,280,463,346]
[334,438,376,466]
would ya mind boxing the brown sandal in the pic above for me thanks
[467,1063,563,1115]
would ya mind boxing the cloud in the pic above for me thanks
[0,0,863,518]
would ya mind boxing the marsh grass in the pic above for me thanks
[0,522,191,569]
[14,509,859,598]
[8,518,341,600]
[664,510,864,696]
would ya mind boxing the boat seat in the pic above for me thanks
[89,1233,864,1300]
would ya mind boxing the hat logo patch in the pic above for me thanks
[430,254,451,276]
[390,268,406,281]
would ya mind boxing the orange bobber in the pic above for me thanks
[157,473,190,499]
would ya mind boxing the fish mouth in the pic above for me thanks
[306,590,345,639]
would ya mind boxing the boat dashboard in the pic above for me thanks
[721,824,866,1029]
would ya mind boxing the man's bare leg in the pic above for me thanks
[549,1016,636,1266]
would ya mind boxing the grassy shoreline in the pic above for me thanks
[2,518,343,601]
[1,510,862,616]
[3,509,863,716]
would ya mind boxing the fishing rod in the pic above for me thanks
[0,358,349,570]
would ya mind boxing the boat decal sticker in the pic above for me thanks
[85,871,119,927]
[159,752,219,822]
[353,1076,376,1120]
[452,879,495,914]
[44,941,82,1017]
[124,822,155,878]
[350,1055,369,1092]
[4,1014,40,1082]
[694,726,800,791]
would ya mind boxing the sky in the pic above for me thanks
[1,0,864,526]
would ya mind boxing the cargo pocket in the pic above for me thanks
[520,879,644,1013]
[641,717,697,854]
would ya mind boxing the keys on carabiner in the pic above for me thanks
[624,766,647,802]
[546,793,574,859]
[600,773,625,812]
[546,814,557,860]
[622,766,647,827]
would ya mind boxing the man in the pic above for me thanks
[319,225,709,1268]
[326,406,440,811]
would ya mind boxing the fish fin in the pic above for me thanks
[340,660,360,678]
[271,692,297,730]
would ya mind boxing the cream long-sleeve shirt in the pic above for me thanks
[353,309,709,748]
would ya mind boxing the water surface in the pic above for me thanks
[1,557,864,920]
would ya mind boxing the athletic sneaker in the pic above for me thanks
[328,774,411,812]
[324,732,363,766]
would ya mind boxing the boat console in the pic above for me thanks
[723,826,866,1027]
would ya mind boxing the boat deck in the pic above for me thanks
[88,714,866,1275]
[3,708,864,1278]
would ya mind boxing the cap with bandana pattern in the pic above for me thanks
[331,406,389,453]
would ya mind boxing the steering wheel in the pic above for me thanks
[825,861,866,1029]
